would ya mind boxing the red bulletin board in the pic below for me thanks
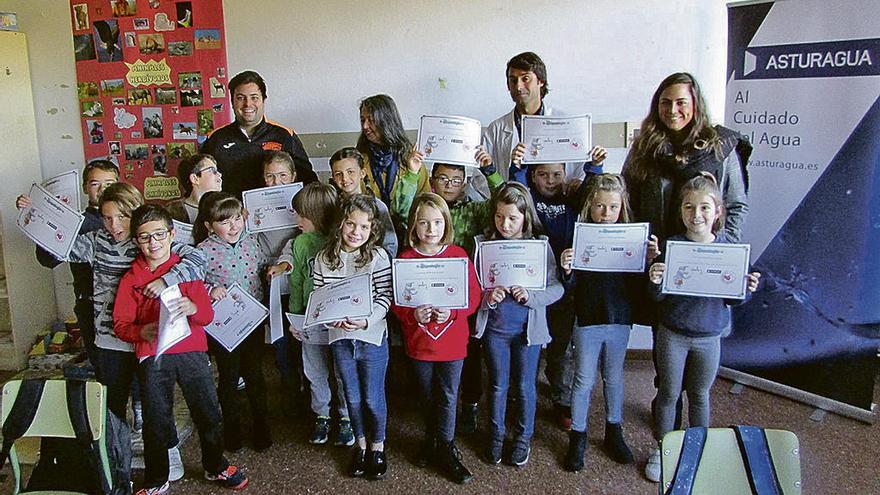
[69,0,231,201]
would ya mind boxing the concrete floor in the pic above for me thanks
[163,358,879,495]
[1,358,877,494]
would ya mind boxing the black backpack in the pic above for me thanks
[0,378,132,495]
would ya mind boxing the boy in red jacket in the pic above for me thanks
[114,204,248,494]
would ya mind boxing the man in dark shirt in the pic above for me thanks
[201,71,317,196]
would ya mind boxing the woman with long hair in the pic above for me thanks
[357,94,431,240]
[622,72,751,243]
[622,72,752,482]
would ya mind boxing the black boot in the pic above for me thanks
[438,441,473,484]
[367,450,387,480]
[348,448,367,478]
[603,422,633,464]
[563,429,587,472]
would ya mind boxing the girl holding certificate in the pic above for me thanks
[314,194,393,480]
[474,183,563,467]
[194,192,286,453]
[643,173,760,483]
[558,174,658,471]
[391,193,481,484]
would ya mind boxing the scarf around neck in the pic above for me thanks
[368,142,400,204]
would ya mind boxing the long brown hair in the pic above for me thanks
[356,94,412,157]
[484,182,542,240]
[625,72,722,183]
[579,173,633,224]
[319,194,383,271]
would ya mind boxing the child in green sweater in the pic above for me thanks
[288,182,353,446]
[430,148,504,257]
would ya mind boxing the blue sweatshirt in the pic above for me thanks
[529,161,602,261]
[651,233,750,338]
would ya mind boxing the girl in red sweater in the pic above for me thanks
[392,193,481,484]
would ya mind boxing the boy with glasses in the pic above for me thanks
[114,204,248,494]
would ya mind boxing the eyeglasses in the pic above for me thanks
[264,171,292,182]
[135,230,170,244]
[432,176,464,187]
[196,166,219,176]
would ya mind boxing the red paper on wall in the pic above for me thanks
[69,0,231,201]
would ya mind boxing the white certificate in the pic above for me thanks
[520,114,592,164]
[477,239,548,290]
[571,222,650,272]
[242,183,304,233]
[265,275,283,344]
[172,220,195,246]
[206,283,269,352]
[285,313,329,345]
[661,241,751,299]
[17,183,85,261]
[416,115,482,167]
[41,169,81,212]
[392,258,470,309]
[304,272,373,327]
[157,284,191,357]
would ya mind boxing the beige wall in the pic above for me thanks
[1,0,729,321]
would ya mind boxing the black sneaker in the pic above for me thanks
[459,403,478,435]
[348,448,367,478]
[367,450,387,480]
[439,441,473,484]
[205,464,249,490]
[484,439,503,465]
[310,416,330,445]
[509,443,530,467]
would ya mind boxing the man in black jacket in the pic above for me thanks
[201,71,317,196]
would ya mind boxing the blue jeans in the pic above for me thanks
[412,359,464,443]
[654,326,721,440]
[570,324,631,432]
[331,338,389,443]
[483,330,541,445]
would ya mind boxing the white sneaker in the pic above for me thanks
[237,377,246,390]
[645,448,661,483]
[168,446,184,482]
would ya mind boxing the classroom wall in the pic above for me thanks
[2,0,729,321]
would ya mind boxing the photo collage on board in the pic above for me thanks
[70,0,229,200]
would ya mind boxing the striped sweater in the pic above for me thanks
[313,248,392,346]
[68,229,206,352]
